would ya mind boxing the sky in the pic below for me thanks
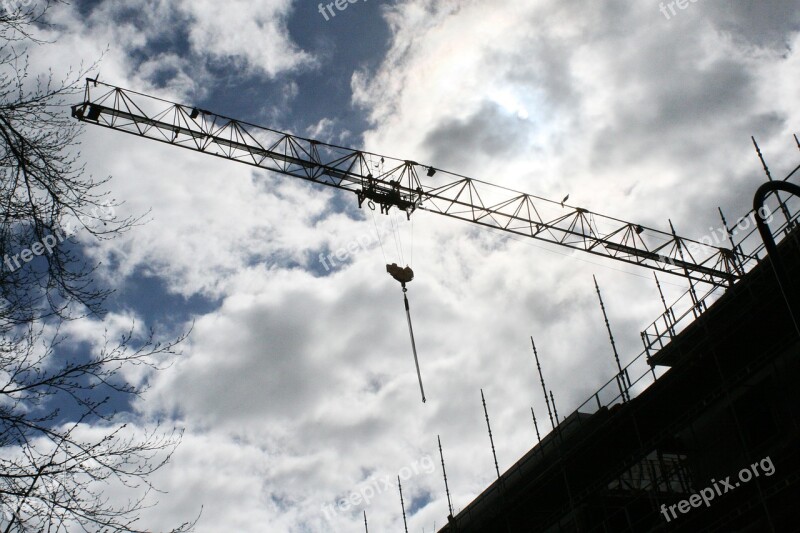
[16,0,800,531]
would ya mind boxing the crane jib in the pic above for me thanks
[71,79,742,288]
[72,101,421,217]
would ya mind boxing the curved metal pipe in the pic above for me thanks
[753,181,800,337]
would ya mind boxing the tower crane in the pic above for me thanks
[71,79,743,402]
[71,80,741,287]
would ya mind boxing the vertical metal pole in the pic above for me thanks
[550,390,559,425]
[531,337,554,429]
[594,275,629,402]
[438,435,454,517]
[653,272,676,338]
[719,206,734,247]
[753,136,792,227]
[531,407,541,442]
[364,510,368,533]
[398,476,409,533]
[719,207,747,273]
[654,272,669,316]
[481,389,501,479]
[670,219,705,309]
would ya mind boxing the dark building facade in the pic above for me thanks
[438,223,800,532]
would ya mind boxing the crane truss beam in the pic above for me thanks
[71,80,741,287]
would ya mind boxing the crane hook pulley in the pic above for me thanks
[386,263,426,403]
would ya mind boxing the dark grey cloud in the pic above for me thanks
[422,101,531,173]
[704,0,800,50]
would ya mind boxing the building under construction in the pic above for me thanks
[69,81,799,533]
[437,175,800,531]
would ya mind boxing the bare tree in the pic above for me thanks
[0,2,195,531]
[0,324,196,533]
[0,0,141,328]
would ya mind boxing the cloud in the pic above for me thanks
[702,0,800,50]
[45,0,312,99]
[176,0,314,77]
[15,0,800,531]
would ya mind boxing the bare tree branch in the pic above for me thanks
[0,5,198,532]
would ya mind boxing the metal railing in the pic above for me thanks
[545,164,800,442]
[640,171,800,360]
[443,158,800,532]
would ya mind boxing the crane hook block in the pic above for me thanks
[387,263,414,286]
[386,263,425,403]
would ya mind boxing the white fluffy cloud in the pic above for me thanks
[176,0,313,77]
[17,0,800,531]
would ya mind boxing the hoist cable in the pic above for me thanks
[410,215,414,268]
[370,208,388,264]
[402,287,426,403]
[390,210,404,265]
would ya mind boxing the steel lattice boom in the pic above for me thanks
[71,79,742,286]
